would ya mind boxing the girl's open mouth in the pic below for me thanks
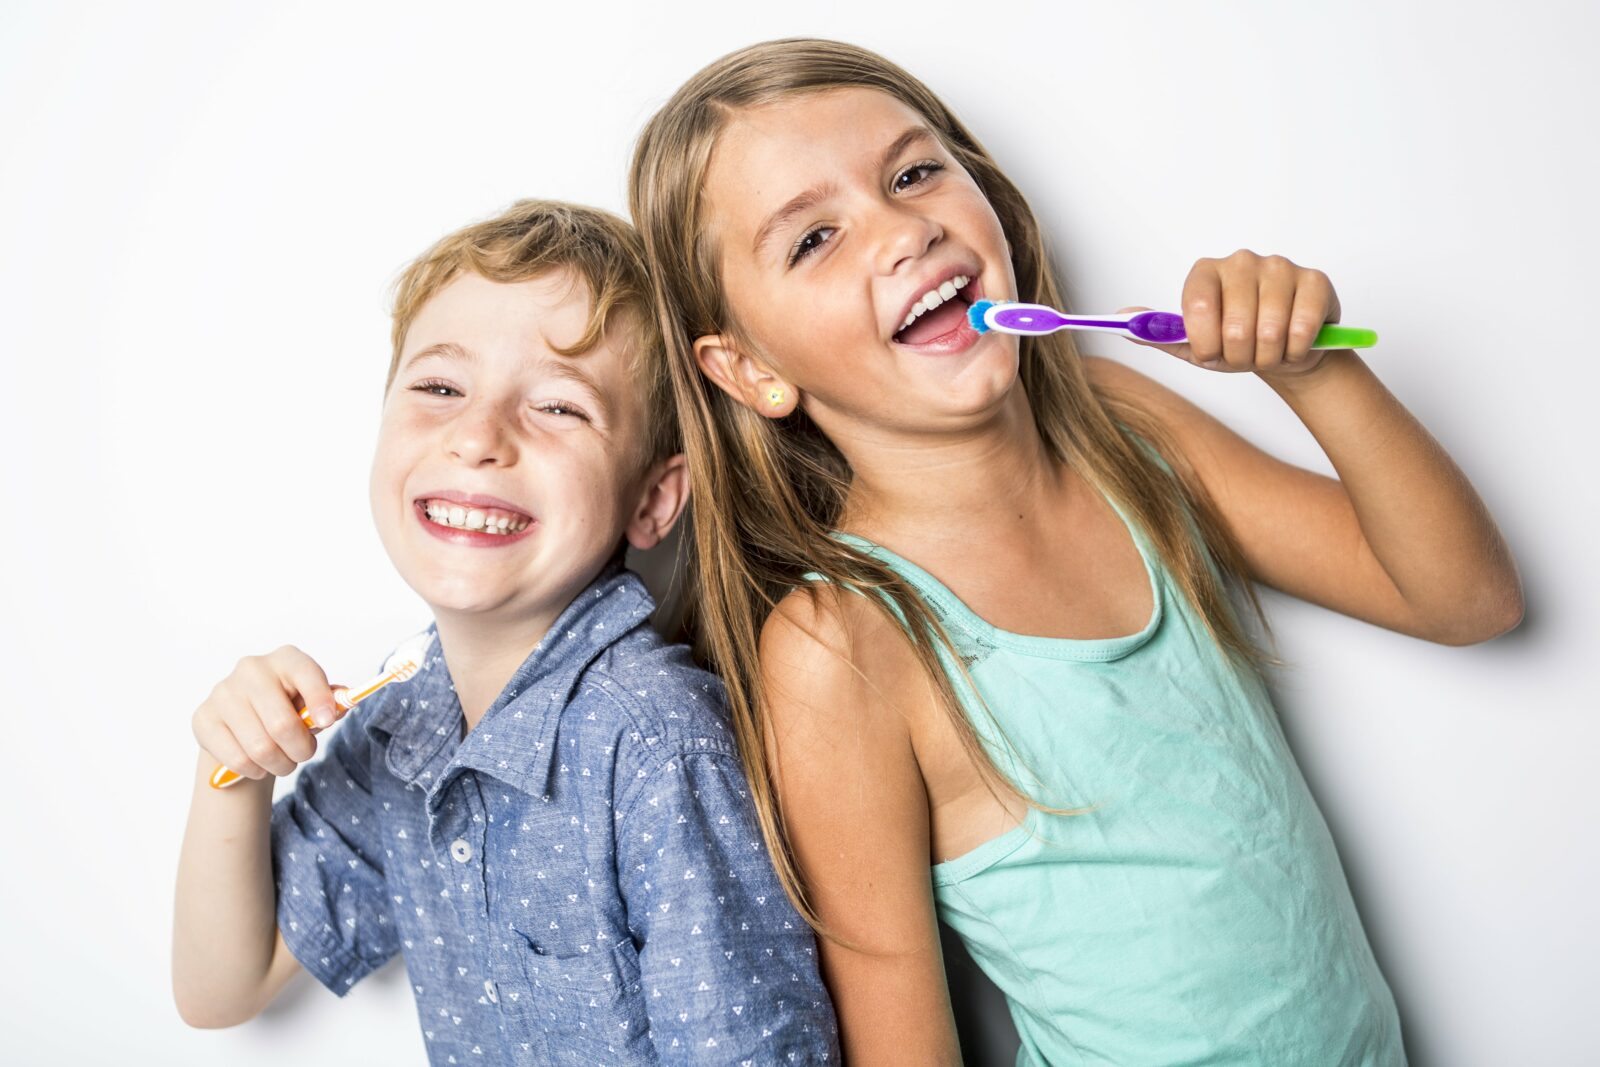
[892,274,982,355]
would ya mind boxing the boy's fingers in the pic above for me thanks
[258,689,318,764]
[197,719,267,781]
[238,704,299,777]
[269,646,340,729]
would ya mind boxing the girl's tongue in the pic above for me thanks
[895,296,970,345]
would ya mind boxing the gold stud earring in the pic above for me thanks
[767,387,786,409]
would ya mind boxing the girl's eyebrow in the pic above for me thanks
[750,124,939,260]
[752,183,836,259]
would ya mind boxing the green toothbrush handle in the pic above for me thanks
[1311,324,1377,349]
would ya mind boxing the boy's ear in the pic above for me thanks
[692,333,799,419]
[625,452,691,551]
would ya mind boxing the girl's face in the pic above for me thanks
[700,87,1021,440]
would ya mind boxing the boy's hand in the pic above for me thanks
[1116,249,1347,382]
[192,646,342,781]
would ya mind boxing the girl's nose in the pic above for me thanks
[872,202,943,276]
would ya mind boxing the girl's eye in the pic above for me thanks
[535,401,589,422]
[894,160,944,192]
[787,225,836,267]
[410,378,461,397]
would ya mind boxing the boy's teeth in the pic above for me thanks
[422,499,531,534]
[900,274,972,330]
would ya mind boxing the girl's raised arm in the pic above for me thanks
[1086,353,1522,645]
[758,586,964,1067]
[1094,251,1522,646]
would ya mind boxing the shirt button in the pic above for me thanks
[450,838,472,863]
[484,978,498,1004]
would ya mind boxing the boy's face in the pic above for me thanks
[370,269,674,627]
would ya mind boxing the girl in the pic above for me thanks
[628,39,1520,1066]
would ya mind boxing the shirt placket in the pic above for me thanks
[428,771,506,1040]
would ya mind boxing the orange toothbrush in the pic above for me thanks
[208,631,435,789]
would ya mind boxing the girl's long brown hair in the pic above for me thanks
[628,38,1281,933]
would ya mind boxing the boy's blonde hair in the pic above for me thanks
[629,38,1281,936]
[387,199,676,466]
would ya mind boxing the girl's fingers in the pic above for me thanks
[1180,262,1224,365]
[1286,267,1337,367]
[1218,253,1259,370]
[1255,258,1299,372]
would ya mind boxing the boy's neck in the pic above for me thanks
[837,385,1067,552]
[430,586,588,732]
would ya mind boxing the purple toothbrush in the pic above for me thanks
[967,300,1376,350]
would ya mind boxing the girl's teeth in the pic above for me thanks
[449,506,466,526]
[466,509,485,530]
[900,274,974,330]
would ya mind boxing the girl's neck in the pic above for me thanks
[430,611,556,733]
[836,385,1067,553]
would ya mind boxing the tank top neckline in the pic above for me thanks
[830,492,1164,664]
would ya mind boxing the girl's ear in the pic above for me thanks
[693,333,799,418]
[625,452,691,551]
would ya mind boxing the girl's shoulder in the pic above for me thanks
[761,580,923,695]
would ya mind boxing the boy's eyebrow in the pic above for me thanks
[542,356,607,411]
[750,124,940,260]
[400,341,472,373]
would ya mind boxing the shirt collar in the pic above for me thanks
[362,557,658,798]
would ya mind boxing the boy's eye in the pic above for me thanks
[894,160,944,192]
[787,225,836,267]
[410,378,461,397]
[535,400,589,422]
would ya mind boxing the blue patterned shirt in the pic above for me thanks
[269,562,840,1064]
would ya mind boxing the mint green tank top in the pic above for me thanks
[816,473,1405,1065]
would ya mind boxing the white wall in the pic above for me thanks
[1,2,1593,1063]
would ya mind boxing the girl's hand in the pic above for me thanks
[191,646,342,781]
[1115,249,1347,381]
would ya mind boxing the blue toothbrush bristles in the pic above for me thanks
[967,300,996,334]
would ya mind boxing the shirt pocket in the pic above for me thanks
[510,925,653,1063]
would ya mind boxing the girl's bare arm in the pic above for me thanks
[759,587,964,1067]
[1087,352,1524,645]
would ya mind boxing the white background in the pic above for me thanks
[1,2,1594,1063]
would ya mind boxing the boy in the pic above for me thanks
[172,201,840,1064]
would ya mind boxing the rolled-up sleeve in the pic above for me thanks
[618,749,840,1063]
[269,704,398,995]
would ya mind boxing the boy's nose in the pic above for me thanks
[446,410,517,467]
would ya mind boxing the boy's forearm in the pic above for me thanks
[172,750,283,1027]
[1261,351,1524,641]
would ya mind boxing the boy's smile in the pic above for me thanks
[370,270,667,628]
